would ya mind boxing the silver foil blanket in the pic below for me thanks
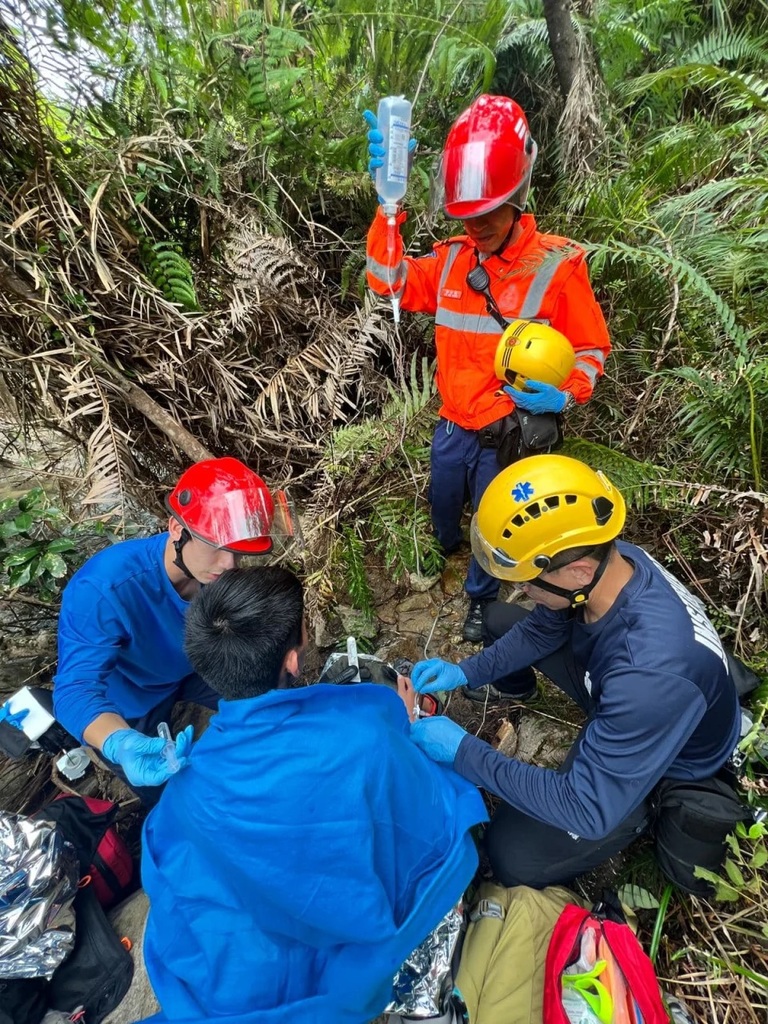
[386,904,463,1018]
[0,811,78,979]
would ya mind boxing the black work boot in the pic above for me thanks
[461,668,538,705]
[462,598,491,643]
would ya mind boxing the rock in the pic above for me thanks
[375,599,399,625]
[103,890,158,1024]
[313,610,336,648]
[397,608,440,638]
[440,561,465,597]
[336,605,378,641]
[514,713,577,769]
[407,571,440,593]
[396,591,433,614]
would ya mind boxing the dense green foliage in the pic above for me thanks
[2,3,768,1014]
[1,0,766,638]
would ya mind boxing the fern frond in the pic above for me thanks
[370,498,443,581]
[139,240,199,311]
[682,28,768,68]
[562,438,667,511]
[340,525,374,619]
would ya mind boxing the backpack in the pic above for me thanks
[452,883,585,1024]
[33,796,136,1024]
[543,896,668,1024]
[35,795,134,910]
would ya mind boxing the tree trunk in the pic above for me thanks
[542,0,581,100]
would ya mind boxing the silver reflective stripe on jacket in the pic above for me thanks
[575,347,606,385]
[438,242,463,295]
[435,308,502,333]
[366,253,407,291]
[518,248,572,319]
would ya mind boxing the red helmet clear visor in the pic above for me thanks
[437,138,537,219]
[168,486,299,554]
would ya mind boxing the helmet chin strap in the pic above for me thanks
[528,548,612,610]
[172,527,196,581]
[493,206,521,256]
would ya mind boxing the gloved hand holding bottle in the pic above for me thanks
[410,717,468,764]
[362,109,418,194]
[102,725,194,788]
[503,381,570,415]
[411,658,468,695]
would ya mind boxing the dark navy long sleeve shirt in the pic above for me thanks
[455,542,740,840]
[54,533,197,741]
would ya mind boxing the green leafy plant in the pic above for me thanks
[694,820,768,907]
[140,240,199,311]
[0,489,80,599]
[370,498,443,582]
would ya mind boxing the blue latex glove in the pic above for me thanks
[410,717,468,764]
[362,109,418,184]
[102,725,193,788]
[0,704,29,730]
[411,658,467,695]
[504,381,568,415]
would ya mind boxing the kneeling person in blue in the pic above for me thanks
[140,566,487,1024]
[53,457,290,805]
[410,455,741,890]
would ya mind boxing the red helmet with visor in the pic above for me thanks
[439,95,537,219]
[168,457,286,555]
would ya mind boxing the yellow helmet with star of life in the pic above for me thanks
[470,454,626,582]
[494,319,576,390]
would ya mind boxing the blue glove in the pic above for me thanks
[362,109,418,185]
[410,717,468,764]
[102,725,193,788]
[504,381,568,414]
[411,658,467,695]
[0,704,29,730]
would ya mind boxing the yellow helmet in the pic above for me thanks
[494,319,576,390]
[470,454,626,582]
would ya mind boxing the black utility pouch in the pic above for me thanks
[652,776,749,894]
[496,410,564,468]
[477,416,507,450]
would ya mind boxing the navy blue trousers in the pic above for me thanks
[481,602,650,887]
[429,418,502,600]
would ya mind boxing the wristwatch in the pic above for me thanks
[562,391,575,413]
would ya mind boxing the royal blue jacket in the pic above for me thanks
[456,541,740,841]
[54,534,197,740]
[141,684,487,1024]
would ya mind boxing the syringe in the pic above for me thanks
[157,721,181,774]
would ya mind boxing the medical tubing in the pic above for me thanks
[386,216,400,323]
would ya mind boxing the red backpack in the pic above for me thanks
[36,794,134,909]
[544,898,669,1024]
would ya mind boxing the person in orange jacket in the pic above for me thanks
[365,94,611,646]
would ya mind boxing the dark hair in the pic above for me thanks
[547,540,615,573]
[184,567,304,700]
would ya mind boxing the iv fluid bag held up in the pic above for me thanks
[375,95,412,324]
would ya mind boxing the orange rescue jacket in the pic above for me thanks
[366,208,611,431]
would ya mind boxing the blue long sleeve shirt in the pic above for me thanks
[455,541,740,841]
[53,533,198,741]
